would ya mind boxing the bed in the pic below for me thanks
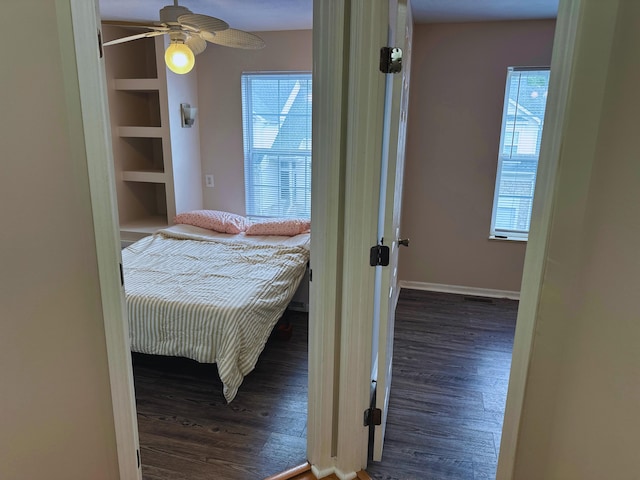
[121,222,310,402]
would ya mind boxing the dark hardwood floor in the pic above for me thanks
[132,309,309,479]
[132,289,517,480]
[366,289,518,480]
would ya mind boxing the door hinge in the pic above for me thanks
[97,29,103,58]
[364,407,382,426]
[380,46,402,74]
[136,449,140,468]
[370,244,390,266]
[119,263,124,286]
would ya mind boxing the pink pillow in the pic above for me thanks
[174,210,248,234]
[246,218,311,236]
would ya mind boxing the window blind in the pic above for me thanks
[241,72,312,219]
[491,67,550,239]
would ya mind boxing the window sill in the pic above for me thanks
[489,235,528,242]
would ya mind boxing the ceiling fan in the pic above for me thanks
[102,0,265,74]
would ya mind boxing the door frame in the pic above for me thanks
[333,0,389,476]
[307,0,349,476]
[496,0,583,477]
[311,0,396,476]
[310,1,390,476]
[69,0,141,478]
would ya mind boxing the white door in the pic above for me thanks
[371,0,413,462]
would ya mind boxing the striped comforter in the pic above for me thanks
[122,225,310,402]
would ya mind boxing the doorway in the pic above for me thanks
[98,9,313,480]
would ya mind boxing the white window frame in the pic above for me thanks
[490,66,550,241]
[241,71,312,220]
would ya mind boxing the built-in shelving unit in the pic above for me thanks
[102,27,203,244]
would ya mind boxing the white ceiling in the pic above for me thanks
[99,0,558,32]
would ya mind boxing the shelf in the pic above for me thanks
[120,216,169,242]
[121,216,169,233]
[119,137,164,172]
[112,79,162,127]
[105,33,202,246]
[114,89,162,127]
[113,78,160,91]
[101,27,158,79]
[121,170,166,183]
[118,126,165,138]
[119,182,167,225]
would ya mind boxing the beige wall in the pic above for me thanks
[196,30,313,215]
[510,1,640,477]
[0,2,120,479]
[399,20,556,292]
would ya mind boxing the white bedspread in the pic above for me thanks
[122,225,310,402]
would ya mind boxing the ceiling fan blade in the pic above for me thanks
[102,31,166,47]
[101,20,168,31]
[201,29,266,50]
[178,13,229,33]
[186,35,207,55]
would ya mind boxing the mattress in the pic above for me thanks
[122,224,310,402]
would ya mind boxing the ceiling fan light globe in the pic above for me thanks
[165,42,195,74]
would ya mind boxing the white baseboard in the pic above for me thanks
[335,469,357,480]
[311,465,337,479]
[399,280,520,300]
[310,465,357,480]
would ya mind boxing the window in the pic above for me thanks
[241,72,312,219]
[491,67,550,240]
